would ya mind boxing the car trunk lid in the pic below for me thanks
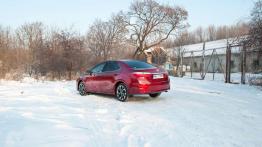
[131,68,169,83]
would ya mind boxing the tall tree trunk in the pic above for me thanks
[133,47,140,58]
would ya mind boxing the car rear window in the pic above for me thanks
[123,60,155,69]
[103,61,120,72]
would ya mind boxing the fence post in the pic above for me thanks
[225,44,231,83]
[241,43,247,84]
[212,50,216,80]
[225,45,228,83]
[180,50,184,77]
[190,51,193,78]
[228,45,231,83]
[201,42,206,79]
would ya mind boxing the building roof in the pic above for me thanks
[144,46,166,53]
[167,36,247,57]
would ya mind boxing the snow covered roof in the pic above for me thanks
[167,37,247,57]
[144,46,166,53]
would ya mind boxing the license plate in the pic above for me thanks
[153,74,164,79]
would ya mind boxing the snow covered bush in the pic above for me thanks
[248,76,262,86]
[4,69,24,81]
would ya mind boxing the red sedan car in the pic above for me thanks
[76,60,170,102]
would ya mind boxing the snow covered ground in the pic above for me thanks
[0,77,262,147]
[184,72,262,84]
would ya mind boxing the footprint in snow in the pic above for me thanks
[95,109,108,114]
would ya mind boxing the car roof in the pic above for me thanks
[118,59,145,62]
[100,59,140,62]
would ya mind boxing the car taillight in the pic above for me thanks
[132,72,152,77]
[132,72,152,84]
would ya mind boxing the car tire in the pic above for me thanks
[149,93,161,98]
[78,82,87,96]
[116,83,128,102]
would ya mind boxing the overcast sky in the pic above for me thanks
[0,0,254,33]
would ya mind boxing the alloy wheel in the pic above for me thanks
[79,82,87,96]
[116,84,128,102]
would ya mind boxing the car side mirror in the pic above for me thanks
[85,70,92,75]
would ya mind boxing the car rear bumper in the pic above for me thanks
[128,82,170,94]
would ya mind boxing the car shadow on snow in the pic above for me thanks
[128,95,163,102]
[86,93,163,102]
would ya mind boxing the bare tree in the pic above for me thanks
[195,26,206,42]
[248,0,262,47]
[248,0,262,71]
[173,32,191,76]
[54,29,85,80]
[124,0,188,58]
[173,23,249,46]
[86,14,127,61]
[16,22,45,77]
[207,25,216,41]
[0,26,12,78]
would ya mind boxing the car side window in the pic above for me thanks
[103,61,120,72]
[91,63,106,73]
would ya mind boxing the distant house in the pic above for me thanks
[167,37,262,73]
[144,47,167,64]
[134,46,174,72]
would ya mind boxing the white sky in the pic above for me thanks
[0,0,254,33]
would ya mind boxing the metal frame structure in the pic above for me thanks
[176,41,260,84]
